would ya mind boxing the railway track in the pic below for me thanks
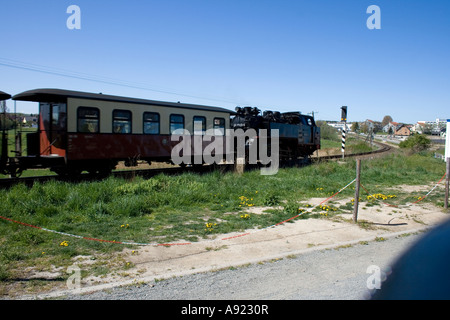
[0,141,392,189]
[313,139,392,161]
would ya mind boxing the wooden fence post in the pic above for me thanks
[353,159,361,223]
[235,157,245,174]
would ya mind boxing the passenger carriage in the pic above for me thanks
[10,89,234,176]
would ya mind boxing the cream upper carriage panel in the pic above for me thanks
[66,96,232,136]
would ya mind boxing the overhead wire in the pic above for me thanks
[0,57,314,116]
[0,57,244,106]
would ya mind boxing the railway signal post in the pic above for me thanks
[341,106,348,159]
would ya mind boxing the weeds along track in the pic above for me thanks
[0,141,392,189]
[0,164,224,189]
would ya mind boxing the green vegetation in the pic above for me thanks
[399,134,431,152]
[0,147,447,294]
[317,121,339,141]
[320,136,374,154]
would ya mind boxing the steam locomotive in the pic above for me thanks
[231,106,320,163]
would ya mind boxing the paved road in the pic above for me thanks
[65,231,424,300]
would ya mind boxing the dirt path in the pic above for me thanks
[29,182,449,299]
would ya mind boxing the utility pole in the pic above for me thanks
[308,111,319,119]
[341,106,347,159]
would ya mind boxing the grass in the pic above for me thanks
[0,147,447,295]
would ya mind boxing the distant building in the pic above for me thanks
[23,115,38,124]
[363,119,382,133]
[383,121,401,134]
[415,118,447,135]
[5,113,38,128]
[394,125,412,136]
[327,122,352,132]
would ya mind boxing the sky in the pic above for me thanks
[0,0,449,124]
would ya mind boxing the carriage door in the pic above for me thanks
[39,102,67,157]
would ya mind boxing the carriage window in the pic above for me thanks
[213,117,225,135]
[51,103,67,130]
[52,106,60,126]
[143,112,160,134]
[193,116,206,135]
[77,107,99,133]
[170,114,184,134]
[113,109,132,134]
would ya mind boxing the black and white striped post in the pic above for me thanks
[341,106,347,159]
